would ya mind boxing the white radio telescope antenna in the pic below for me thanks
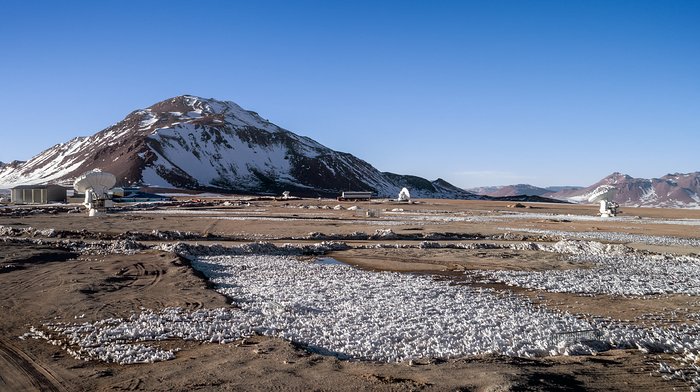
[587,185,619,217]
[73,169,116,217]
[398,187,411,202]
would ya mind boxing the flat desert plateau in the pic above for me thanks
[2,197,700,391]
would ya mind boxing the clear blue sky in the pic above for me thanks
[1,0,698,188]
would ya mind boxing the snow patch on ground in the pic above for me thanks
[23,308,248,364]
[27,254,700,371]
[499,227,700,248]
[476,251,700,296]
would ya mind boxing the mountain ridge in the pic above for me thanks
[469,172,700,208]
[552,172,700,208]
[0,95,474,199]
[467,184,573,197]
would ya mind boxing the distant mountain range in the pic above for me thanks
[467,184,583,198]
[2,95,696,207]
[469,172,700,208]
[0,95,475,198]
[555,172,700,208]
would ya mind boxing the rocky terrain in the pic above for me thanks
[2,198,700,391]
[553,172,700,208]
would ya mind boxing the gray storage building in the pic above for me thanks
[11,184,68,204]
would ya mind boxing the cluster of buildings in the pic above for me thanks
[3,184,171,205]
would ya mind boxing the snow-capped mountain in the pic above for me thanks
[0,160,25,172]
[469,173,700,208]
[0,95,474,198]
[551,172,700,208]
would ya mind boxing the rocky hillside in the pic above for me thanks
[551,172,700,208]
[0,95,474,199]
[470,173,700,208]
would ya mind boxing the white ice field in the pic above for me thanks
[477,247,700,296]
[26,246,700,375]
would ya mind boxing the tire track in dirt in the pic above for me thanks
[81,260,161,316]
[0,337,66,392]
[1,245,232,391]
[74,255,222,317]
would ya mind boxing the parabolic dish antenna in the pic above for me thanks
[398,187,411,202]
[73,169,116,195]
[587,185,620,218]
[587,185,617,203]
[73,169,117,217]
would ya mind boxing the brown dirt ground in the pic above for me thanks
[331,247,587,273]
[1,198,698,391]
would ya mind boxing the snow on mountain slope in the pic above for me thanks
[468,173,700,209]
[0,136,91,186]
[0,95,474,199]
[551,172,700,208]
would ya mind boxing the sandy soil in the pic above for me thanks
[1,197,697,391]
[331,247,585,273]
